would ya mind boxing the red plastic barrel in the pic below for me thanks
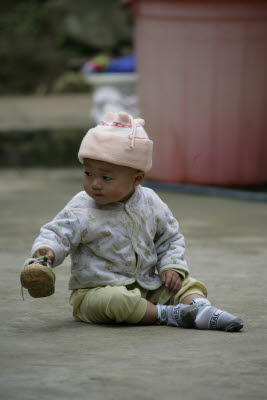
[136,0,267,186]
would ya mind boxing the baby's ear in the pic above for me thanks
[134,170,145,186]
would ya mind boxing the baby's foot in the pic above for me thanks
[156,303,198,328]
[20,256,55,298]
[191,298,244,332]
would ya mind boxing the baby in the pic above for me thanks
[21,111,243,331]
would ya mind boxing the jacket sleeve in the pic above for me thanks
[154,203,189,278]
[31,208,84,267]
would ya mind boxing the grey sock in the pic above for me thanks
[191,298,244,332]
[156,303,198,328]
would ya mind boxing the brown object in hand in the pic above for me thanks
[20,264,55,298]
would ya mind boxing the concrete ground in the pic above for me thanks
[0,168,267,400]
[0,94,92,131]
[0,95,94,167]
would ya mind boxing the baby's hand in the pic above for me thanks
[33,247,55,265]
[161,270,182,294]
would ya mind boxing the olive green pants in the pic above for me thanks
[70,277,207,324]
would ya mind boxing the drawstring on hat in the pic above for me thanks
[128,115,136,150]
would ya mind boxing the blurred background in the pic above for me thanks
[0,0,267,190]
[0,0,136,167]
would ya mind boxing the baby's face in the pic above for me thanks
[83,158,144,205]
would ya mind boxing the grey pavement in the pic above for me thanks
[0,94,92,131]
[0,95,93,167]
[1,168,267,400]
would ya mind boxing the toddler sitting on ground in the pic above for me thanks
[21,111,243,331]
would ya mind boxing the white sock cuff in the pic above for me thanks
[191,298,211,307]
[156,304,167,322]
[156,304,161,320]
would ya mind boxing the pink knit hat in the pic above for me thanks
[78,111,153,172]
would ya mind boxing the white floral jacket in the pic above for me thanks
[31,186,189,290]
